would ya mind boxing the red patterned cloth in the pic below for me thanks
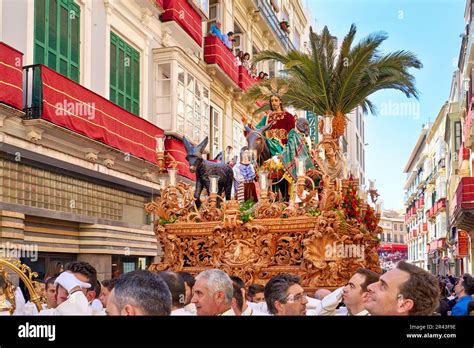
[0,42,23,110]
[41,66,164,167]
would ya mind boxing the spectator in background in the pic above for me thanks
[257,71,265,81]
[158,271,191,315]
[247,284,265,303]
[236,50,244,64]
[45,276,58,309]
[452,274,474,316]
[99,278,117,308]
[209,20,223,40]
[178,272,197,315]
[106,270,171,316]
[87,280,104,315]
[223,31,235,50]
[437,280,451,316]
[250,64,258,79]
[242,52,251,71]
[263,73,269,80]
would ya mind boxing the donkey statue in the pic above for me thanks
[244,121,290,201]
[183,136,234,208]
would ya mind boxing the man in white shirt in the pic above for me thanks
[86,280,105,315]
[365,261,439,316]
[191,269,235,316]
[264,274,308,315]
[178,272,197,315]
[230,276,267,316]
[342,269,380,315]
[39,271,93,315]
[106,270,172,316]
[158,271,193,316]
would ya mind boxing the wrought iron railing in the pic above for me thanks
[254,0,296,52]
[22,64,43,119]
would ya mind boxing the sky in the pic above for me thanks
[306,0,466,211]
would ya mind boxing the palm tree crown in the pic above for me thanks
[244,24,422,138]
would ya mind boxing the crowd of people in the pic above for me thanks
[378,250,408,271]
[1,260,473,316]
[209,21,269,81]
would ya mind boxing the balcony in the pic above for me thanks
[458,142,471,164]
[22,64,164,168]
[452,177,474,231]
[0,42,23,110]
[465,106,474,148]
[253,0,296,52]
[238,66,258,91]
[427,238,446,254]
[428,198,447,219]
[204,35,239,88]
[161,0,204,47]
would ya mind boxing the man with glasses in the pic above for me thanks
[264,274,308,316]
[452,274,474,316]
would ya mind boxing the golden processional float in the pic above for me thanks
[146,113,383,292]
[0,258,43,314]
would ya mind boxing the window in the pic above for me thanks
[387,234,391,242]
[268,60,276,78]
[176,66,210,143]
[381,234,385,242]
[394,234,398,243]
[34,0,80,82]
[156,63,171,118]
[110,32,140,115]
[195,0,209,16]
[293,29,300,50]
[394,224,397,231]
[232,120,245,152]
[356,134,360,162]
[207,0,219,32]
[454,121,462,152]
[211,105,222,158]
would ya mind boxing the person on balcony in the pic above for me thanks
[242,52,251,72]
[209,20,224,40]
[250,64,258,79]
[236,50,244,65]
[223,31,235,50]
[257,71,265,81]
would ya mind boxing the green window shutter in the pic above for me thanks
[109,32,140,116]
[69,2,80,82]
[34,0,80,82]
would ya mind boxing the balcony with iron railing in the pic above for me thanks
[253,0,296,52]
[452,177,474,231]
